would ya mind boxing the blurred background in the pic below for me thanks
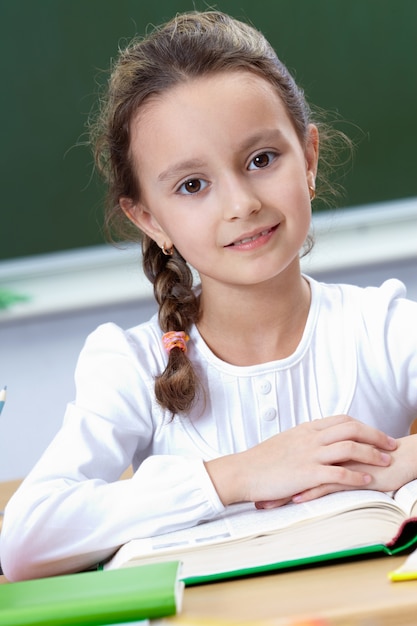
[1,0,416,260]
[0,0,416,480]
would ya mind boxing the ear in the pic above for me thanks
[119,197,172,250]
[305,124,319,190]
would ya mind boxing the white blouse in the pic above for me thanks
[1,277,417,580]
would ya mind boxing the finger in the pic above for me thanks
[292,484,346,503]
[312,414,354,430]
[293,465,373,503]
[318,420,397,451]
[315,464,372,489]
[255,498,291,510]
[319,441,392,467]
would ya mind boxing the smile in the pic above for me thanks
[227,225,278,247]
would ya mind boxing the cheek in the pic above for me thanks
[175,217,220,268]
[284,183,312,236]
[169,204,214,240]
[168,220,204,259]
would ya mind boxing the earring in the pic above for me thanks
[161,242,174,256]
[309,185,316,201]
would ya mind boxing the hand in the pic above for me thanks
[205,414,397,506]
[291,434,417,503]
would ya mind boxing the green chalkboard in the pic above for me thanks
[1,0,416,260]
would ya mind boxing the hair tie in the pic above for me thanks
[162,331,189,354]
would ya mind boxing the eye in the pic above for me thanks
[177,178,208,195]
[248,151,277,170]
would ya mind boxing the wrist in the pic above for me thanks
[204,453,246,506]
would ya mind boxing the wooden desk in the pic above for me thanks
[167,557,417,625]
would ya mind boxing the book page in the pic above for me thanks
[206,489,402,539]
[393,479,417,516]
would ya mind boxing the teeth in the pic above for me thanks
[234,229,270,246]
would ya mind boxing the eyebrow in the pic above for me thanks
[157,128,285,183]
[238,128,284,153]
[157,159,207,183]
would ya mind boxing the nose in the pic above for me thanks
[220,175,261,221]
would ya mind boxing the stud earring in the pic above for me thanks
[161,242,174,256]
[309,185,316,201]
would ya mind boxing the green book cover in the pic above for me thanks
[184,523,417,585]
[0,560,183,626]
[183,544,402,585]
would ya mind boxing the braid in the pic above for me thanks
[142,236,201,415]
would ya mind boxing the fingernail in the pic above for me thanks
[388,436,397,448]
[363,474,372,484]
[381,452,391,464]
[261,502,277,509]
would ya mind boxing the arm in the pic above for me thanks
[0,448,222,581]
[0,323,224,581]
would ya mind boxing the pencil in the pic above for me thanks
[0,386,7,415]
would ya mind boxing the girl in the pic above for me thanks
[2,10,416,581]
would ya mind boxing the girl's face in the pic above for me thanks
[121,71,318,291]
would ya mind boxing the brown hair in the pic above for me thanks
[90,10,349,415]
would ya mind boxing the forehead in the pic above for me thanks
[132,70,292,135]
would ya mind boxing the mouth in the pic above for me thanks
[226,225,278,247]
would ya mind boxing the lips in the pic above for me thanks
[226,225,278,247]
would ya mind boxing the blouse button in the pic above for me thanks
[262,408,277,421]
[258,379,272,394]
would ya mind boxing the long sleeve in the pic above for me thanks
[0,322,224,581]
[1,453,222,581]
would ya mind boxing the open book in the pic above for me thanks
[104,480,417,585]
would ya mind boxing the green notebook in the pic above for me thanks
[0,560,183,626]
